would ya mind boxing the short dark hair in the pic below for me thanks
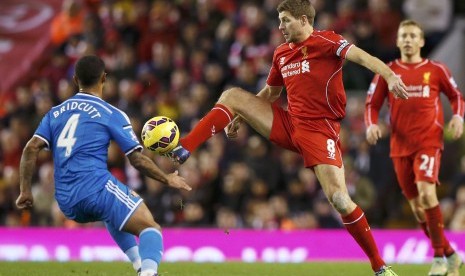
[277,0,315,25]
[75,55,105,87]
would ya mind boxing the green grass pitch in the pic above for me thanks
[0,262,431,276]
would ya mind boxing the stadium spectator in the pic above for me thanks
[30,163,55,226]
[449,186,465,231]
[403,0,453,56]
[15,55,191,276]
[361,0,403,61]
[216,206,243,229]
[164,1,408,275]
[50,0,85,46]
[364,20,464,275]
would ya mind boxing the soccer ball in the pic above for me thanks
[141,116,180,154]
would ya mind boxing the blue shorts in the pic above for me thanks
[61,176,143,230]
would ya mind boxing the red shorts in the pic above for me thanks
[392,148,442,199]
[269,105,342,168]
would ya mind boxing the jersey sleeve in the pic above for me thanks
[435,62,465,119]
[365,74,388,126]
[266,49,284,87]
[34,113,52,149]
[323,31,353,59]
[108,110,143,155]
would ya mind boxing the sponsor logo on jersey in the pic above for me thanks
[280,61,310,78]
[404,85,430,98]
[422,85,430,97]
[301,60,310,73]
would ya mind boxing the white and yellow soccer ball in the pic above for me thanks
[141,116,180,154]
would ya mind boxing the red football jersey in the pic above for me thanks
[267,30,353,120]
[365,59,464,157]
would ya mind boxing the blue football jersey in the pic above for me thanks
[34,93,142,208]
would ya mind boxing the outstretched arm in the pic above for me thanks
[16,136,47,209]
[128,150,191,191]
[346,46,408,99]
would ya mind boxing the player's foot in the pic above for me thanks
[164,145,190,164]
[428,257,448,276]
[138,271,158,276]
[447,252,463,276]
[374,266,398,276]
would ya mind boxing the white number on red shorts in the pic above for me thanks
[419,154,435,177]
[327,139,336,160]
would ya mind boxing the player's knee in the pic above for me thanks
[141,216,160,230]
[218,87,245,106]
[330,191,353,214]
[418,190,437,207]
[152,222,161,232]
[134,220,160,236]
[411,205,424,218]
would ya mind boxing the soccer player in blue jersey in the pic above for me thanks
[15,55,191,276]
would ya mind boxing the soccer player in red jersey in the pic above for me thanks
[168,1,408,275]
[365,20,464,276]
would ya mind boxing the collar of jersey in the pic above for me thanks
[289,32,314,49]
[76,92,101,100]
[396,58,427,67]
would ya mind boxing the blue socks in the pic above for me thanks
[139,227,163,273]
[106,223,163,274]
[105,222,140,270]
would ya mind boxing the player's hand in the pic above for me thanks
[366,124,382,145]
[16,192,34,209]
[166,170,192,191]
[387,74,408,99]
[448,115,464,140]
[225,116,242,139]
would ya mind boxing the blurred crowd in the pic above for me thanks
[1,0,465,231]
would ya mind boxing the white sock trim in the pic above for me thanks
[140,227,162,237]
[342,212,365,225]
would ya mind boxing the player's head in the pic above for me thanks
[396,20,425,58]
[74,55,106,90]
[277,0,315,43]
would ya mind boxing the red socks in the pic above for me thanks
[420,221,429,238]
[180,104,233,152]
[342,206,385,271]
[424,205,454,257]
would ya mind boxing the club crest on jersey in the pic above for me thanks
[301,46,308,59]
[423,72,431,84]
